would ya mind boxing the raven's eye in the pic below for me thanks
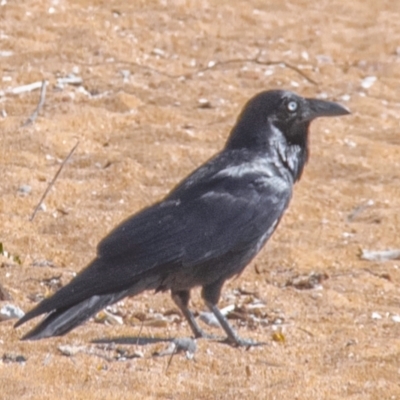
[286,101,298,112]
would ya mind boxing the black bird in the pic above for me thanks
[15,90,349,346]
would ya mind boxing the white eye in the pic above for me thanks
[287,101,298,112]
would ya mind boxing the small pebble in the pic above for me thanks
[0,304,25,321]
[58,345,85,356]
[391,315,400,323]
[155,338,197,359]
[2,353,27,364]
[198,98,212,109]
[199,311,220,327]
[371,312,382,320]
[17,184,32,195]
[361,76,377,89]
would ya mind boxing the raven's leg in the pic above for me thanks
[202,280,264,347]
[171,290,216,339]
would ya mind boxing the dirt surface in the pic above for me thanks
[1,1,400,399]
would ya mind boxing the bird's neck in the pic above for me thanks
[226,121,309,183]
[276,136,309,182]
[225,114,270,151]
[271,122,309,183]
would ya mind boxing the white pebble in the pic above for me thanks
[361,76,377,89]
[301,51,309,61]
[0,304,25,321]
[371,312,382,320]
[391,315,400,323]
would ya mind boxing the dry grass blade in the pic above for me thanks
[23,80,48,127]
[30,141,79,221]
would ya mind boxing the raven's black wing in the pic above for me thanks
[16,161,291,329]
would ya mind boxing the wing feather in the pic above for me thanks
[17,163,292,327]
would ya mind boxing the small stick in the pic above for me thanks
[89,51,318,85]
[360,249,400,262]
[23,80,47,126]
[181,57,318,85]
[30,141,79,221]
[136,320,144,346]
[165,349,176,373]
[9,81,44,95]
[347,200,374,222]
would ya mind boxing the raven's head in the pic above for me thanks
[226,90,350,151]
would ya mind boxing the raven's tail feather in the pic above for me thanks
[21,291,129,341]
[20,275,161,341]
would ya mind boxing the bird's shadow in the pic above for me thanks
[91,335,266,348]
[91,336,174,346]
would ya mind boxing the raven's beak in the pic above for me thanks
[305,98,350,120]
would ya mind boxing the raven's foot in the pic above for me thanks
[205,302,266,348]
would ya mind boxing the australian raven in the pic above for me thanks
[15,90,349,346]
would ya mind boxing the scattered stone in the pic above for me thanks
[199,311,220,327]
[27,292,45,303]
[0,304,25,321]
[59,343,144,362]
[151,48,165,57]
[56,73,83,89]
[246,301,267,310]
[360,249,400,262]
[154,337,197,360]
[391,315,400,323]
[0,50,13,57]
[199,305,235,327]
[172,338,197,359]
[227,307,250,323]
[371,312,382,320]
[345,339,357,347]
[17,184,31,195]
[0,283,12,300]
[95,309,124,326]
[198,98,212,109]
[115,348,144,361]
[316,54,332,64]
[340,94,351,102]
[285,271,328,290]
[301,51,309,61]
[31,259,57,268]
[2,353,27,364]
[142,317,169,328]
[120,69,130,83]
[361,76,377,89]
[58,345,86,357]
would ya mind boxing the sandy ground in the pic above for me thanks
[1,0,400,399]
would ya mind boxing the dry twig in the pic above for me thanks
[360,249,400,262]
[30,141,79,221]
[23,80,48,126]
[78,52,318,85]
[7,81,44,95]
